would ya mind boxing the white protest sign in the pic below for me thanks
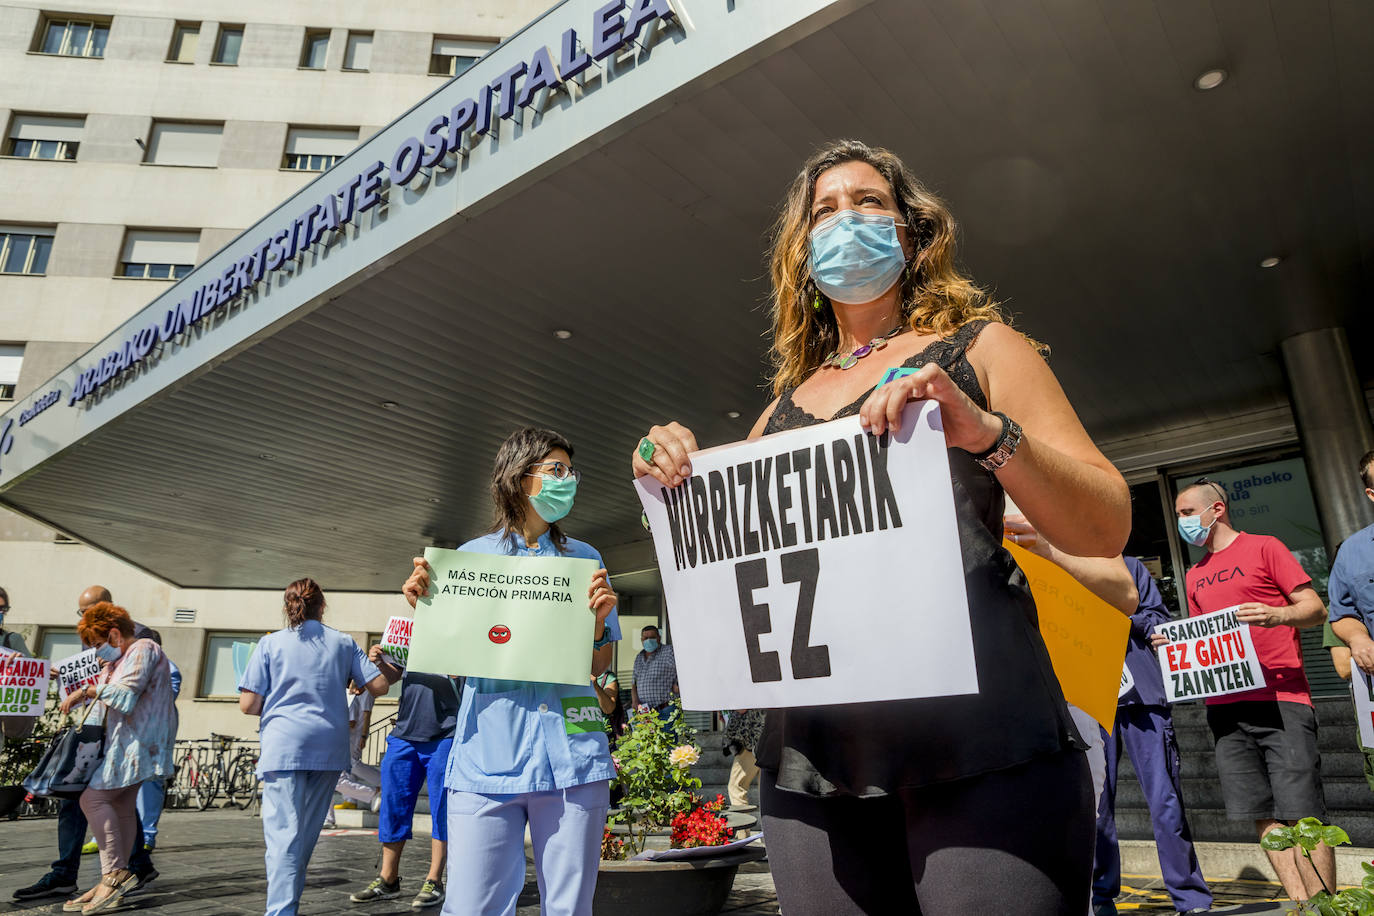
[1119,664,1135,699]
[1354,667,1374,750]
[0,654,50,716]
[55,648,102,700]
[635,401,976,710]
[1154,605,1265,703]
[380,616,412,667]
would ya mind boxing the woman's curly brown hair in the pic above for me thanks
[766,139,1040,395]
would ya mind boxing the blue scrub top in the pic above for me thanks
[445,530,622,794]
[239,619,380,775]
[1330,522,1374,632]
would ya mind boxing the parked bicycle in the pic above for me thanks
[169,734,259,811]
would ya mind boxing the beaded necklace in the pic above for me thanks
[821,325,907,370]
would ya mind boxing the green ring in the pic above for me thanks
[638,437,656,462]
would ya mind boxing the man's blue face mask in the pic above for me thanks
[808,209,908,305]
[642,638,659,653]
[1177,508,1216,547]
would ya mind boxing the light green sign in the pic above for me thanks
[561,696,605,734]
[408,547,599,686]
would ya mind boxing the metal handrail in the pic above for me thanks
[361,710,397,767]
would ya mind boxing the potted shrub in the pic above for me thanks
[595,701,765,916]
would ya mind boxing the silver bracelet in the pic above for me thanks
[973,412,1023,471]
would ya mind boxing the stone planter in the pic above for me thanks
[594,846,766,916]
[607,812,758,852]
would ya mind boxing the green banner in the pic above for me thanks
[407,547,599,686]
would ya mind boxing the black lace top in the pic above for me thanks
[757,319,1081,796]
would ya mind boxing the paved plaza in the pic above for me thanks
[0,809,1302,914]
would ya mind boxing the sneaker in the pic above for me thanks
[13,874,78,901]
[81,839,98,854]
[411,880,444,909]
[350,877,401,903]
[125,869,159,897]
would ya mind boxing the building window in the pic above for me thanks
[213,25,242,65]
[40,628,84,661]
[283,126,358,171]
[144,121,222,167]
[38,17,109,58]
[119,229,198,279]
[201,633,262,698]
[0,226,54,276]
[301,30,329,69]
[0,343,22,401]
[167,22,199,63]
[343,32,371,71]
[430,37,493,77]
[4,114,83,160]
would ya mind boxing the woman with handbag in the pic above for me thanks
[57,601,177,914]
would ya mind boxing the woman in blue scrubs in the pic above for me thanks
[401,427,621,916]
[239,578,389,916]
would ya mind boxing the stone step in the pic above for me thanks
[1113,807,1374,847]
[1117,839,1374,886]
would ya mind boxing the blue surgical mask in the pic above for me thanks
[528,475,577,524]
[1177,512,1214,547]
[809,210,908,305]
[95,642,121,663]
[642,638,659,653]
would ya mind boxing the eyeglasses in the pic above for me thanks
[526,460,582,483]
[1192,477,1228,504]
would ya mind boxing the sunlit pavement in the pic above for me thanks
[0,808,1315,915]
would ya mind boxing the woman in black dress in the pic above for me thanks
[631,140,1130,915]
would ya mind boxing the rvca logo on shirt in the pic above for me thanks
[1193,566,1246,595]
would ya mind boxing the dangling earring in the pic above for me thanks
[811,290,823,311]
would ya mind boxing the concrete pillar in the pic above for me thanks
[1280,327,1374,558]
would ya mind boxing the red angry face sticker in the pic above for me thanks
[488,625,511,644]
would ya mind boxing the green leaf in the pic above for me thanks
[1262,829,1297,851]
[1320,826,1353,848]
[1360,861,1374,877]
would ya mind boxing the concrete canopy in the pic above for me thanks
[1,0,1370,590]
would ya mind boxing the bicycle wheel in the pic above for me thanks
[189,747,219,810]
[169,752,195,809]
[225,751,259,808]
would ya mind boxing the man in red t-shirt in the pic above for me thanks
[1171,479,1328,903]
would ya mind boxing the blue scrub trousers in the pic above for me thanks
[261,769,339,916]
[137,778,166,847]
[1094,707,1211,914]
[379,734,451,843]
[441,780,609,916]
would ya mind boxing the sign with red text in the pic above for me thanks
[1354,667,1374,750]
[0,654,50,716]
[380,616,412,668]
[635,402,976,710]
[1154,606,1264,702]
[54,648,102,700]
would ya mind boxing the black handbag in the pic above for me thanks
[22,699,106,799]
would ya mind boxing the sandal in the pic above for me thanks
[81,869,137,913]
[63,887,96,912]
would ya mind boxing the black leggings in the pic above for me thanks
[761,750,1093,916]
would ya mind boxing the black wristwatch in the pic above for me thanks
[971,411,1023,471]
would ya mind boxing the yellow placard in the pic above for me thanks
[1004,540,1129,733]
